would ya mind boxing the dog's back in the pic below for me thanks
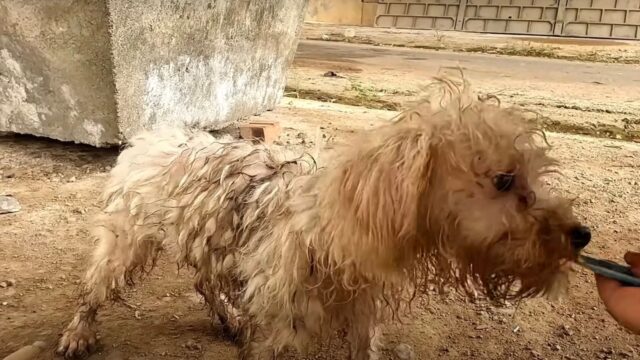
[83,126,315,301]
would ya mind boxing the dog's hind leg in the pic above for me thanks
[56,218,163,359]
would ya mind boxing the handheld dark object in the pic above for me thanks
[578,254,640,287]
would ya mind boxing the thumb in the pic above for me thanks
[595,274,622,303]
[624,252,640,277]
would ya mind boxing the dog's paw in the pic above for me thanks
[55,322,97,359]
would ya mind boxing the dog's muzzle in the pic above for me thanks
[569,225,591,249]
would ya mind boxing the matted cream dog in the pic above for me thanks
[57,76,590,359]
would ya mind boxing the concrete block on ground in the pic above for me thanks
[239,121,282,145]
[0,0,308,147]
[0,1,118,146]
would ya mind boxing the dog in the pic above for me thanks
[56,77,591,359]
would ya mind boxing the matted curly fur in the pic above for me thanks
[56,77,590,359]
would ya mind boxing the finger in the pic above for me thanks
[595,274,625,308]
[606,288,640,334]
[595,275,640,334]
[624,251,640,265]
[624,252,640,276]
[595,274,621,297]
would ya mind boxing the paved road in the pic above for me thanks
[293,40,640,126]
[295,39,640,91]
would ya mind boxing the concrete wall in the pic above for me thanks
[0,0,119,146]
[109,0,309,140]
[305,0,378,26]
[0,0,308,146]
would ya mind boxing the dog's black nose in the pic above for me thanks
[569,226,591,249]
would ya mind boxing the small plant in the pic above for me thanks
[349,80,417,99]
[350,81,382,102]
[433,30,447,47]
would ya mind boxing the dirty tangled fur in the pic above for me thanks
[58,76,577,360]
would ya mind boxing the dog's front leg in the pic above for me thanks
[211,292,246,340]
[56,221,163,358]
[347,323,383,360]
[56,302,98,359]
[238,324,277,360]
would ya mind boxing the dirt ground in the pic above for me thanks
[2,39,640,358]
[287,40,640,141]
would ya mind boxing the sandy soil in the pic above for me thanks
[2,97,640,359]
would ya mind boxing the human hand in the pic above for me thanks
[595,251,640,334]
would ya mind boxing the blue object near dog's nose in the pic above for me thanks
[570,226,591,249]
[578,255,640,287]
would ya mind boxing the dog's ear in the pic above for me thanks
[325,126,434,274]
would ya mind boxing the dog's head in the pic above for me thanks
[328,75,587,304]
[413,80,588,302]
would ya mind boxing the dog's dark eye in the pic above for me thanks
[493,173,515,192]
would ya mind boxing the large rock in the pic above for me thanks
[0,0,308,146]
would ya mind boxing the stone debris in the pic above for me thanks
[0,195,21,214]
